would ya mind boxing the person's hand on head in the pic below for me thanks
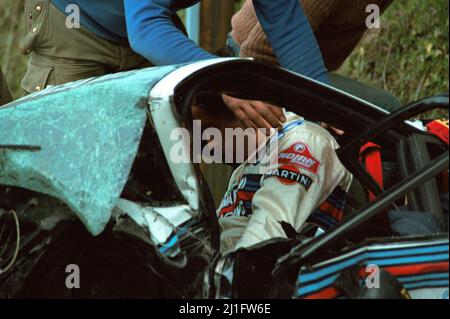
[221,94,286,132]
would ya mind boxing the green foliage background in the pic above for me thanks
[337,0,449,105]
[1,1,25,99]
[1,0,448,105]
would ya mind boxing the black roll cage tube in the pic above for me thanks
[270,97,449,294]
[271,152,448,283]
[339,94,449,154]
[337,95,449,210]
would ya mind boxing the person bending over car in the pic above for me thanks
[21,0,328,131]
[192,103,353,254]
[227,0,400,112]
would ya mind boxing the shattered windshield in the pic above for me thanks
[0,66,178,235]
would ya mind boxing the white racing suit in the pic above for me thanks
[217,112,353,254]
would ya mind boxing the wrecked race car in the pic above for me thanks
[0,58,448,299]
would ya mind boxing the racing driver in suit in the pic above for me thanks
[193,104,353,254]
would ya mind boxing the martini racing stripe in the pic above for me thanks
[403,279,449,290]
[295,239,449,298]
[218,174,262,218]
[307,186,348,229]
[300,241,448,279]
[304,287,340,299]
[309,211,339,228]
[300,245,448,282]
[298,268,449,298]
[384,261,449,276]
[326,192,346,211]
[302,273,449,299]
[298,261,449,293]
[399,272,449,283]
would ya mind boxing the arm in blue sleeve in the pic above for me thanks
[124,0,216,66]
[253,0,329,84]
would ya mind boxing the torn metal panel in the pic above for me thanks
[114,199,192,250]
[0,66,177,236]
[214,254,235,299]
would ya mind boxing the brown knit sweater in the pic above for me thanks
[231,0,392,71]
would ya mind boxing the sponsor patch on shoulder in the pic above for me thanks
[265,165,313,189]
[278,142,321,175]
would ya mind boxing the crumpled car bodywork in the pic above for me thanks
[0,66,176,235]
[0,60,222,298]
